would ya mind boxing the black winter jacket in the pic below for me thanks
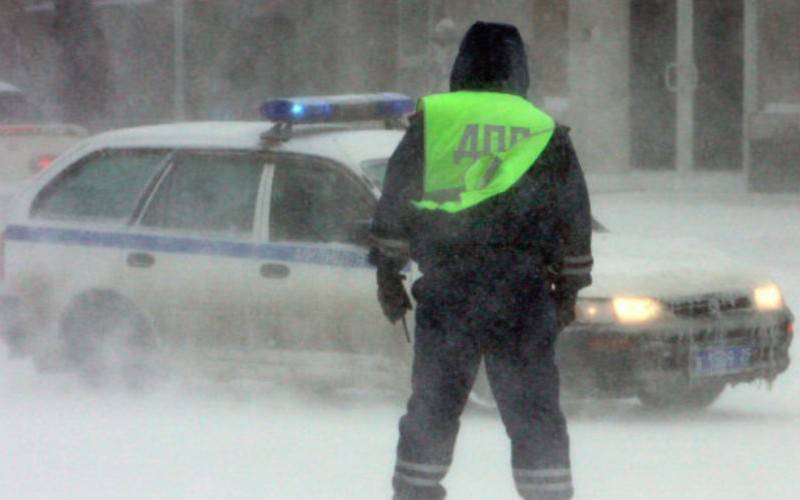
[371,22,592,295]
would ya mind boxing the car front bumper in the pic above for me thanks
[556,308,794,398]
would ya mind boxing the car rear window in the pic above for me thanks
[139,152,265,235]
[31,150,169,222]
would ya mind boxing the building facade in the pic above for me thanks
[7,0,799,183]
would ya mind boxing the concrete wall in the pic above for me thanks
[758,0,800,107]
[747,0,800,192]
[567,0,631,173]
[14,0,797,180]
[7,0,632,174]
[1,2,62,120]
[335,0,399,94]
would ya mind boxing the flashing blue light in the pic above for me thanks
[290,103,305,116]
[260,93,415,125]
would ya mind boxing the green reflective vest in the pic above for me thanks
[414,91,555,213]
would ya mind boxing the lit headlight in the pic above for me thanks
[575,298,665,324]
[612,297,664,323]
[753,284,783,311]
[575,299,615,323]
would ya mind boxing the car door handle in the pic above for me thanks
[127,252,155,268]
[260,263,290,279]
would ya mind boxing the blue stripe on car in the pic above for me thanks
[4,224,372,269]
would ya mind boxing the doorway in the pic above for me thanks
[630,0,743,170]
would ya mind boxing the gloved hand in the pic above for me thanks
[377,266,412,324]
[552,288,577,331]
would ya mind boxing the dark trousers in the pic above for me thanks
[392,270,573,500]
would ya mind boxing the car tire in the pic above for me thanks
[637,380,726,410]
[60,291,156,390]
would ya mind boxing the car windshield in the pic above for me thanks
[360,158,389,189]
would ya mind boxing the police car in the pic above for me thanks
[0,93,793,409]
[0,94,413,387]
[554,224,793,408]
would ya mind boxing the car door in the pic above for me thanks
[7,149,171,329]
[125,150,269,352]
[254,154,409,361]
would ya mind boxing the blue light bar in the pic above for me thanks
[260,93,415,124]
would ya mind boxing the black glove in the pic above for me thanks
[552,288,577,331]
[377,266,412,324]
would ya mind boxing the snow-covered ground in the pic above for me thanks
[1,173,799,500]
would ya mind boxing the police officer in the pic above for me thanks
[370,21,593,500]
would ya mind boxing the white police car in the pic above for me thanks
[0,93,792,409]
[0,94,414,386]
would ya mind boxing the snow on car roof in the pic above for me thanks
[82,121,404,169]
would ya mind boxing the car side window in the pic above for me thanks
[140,152,264,235]
[270,157,375,244]
[31,149,168,222]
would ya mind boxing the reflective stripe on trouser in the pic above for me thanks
[514,467,574,499]
[560,254,593,278]
[393,459,450,493]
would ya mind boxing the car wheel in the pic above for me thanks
[637,380,726,410]
[60,291,156,389]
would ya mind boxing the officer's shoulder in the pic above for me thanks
[550,123,578,156]
[534,123,576,177]
[553,123,572,139]
[404,112,424,134]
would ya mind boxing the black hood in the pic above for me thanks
[449,21,530,97]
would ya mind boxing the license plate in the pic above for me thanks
[693,346,752,377]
